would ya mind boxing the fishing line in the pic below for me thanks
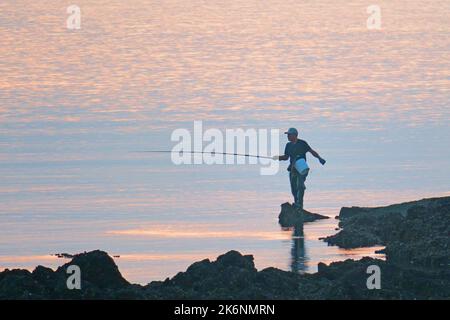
[132,150,273,160]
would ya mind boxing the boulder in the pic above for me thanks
[278,202,328,227]
[57,250,129,289]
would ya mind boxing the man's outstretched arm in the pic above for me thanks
[309,148,326,165]
[276,154,289,161]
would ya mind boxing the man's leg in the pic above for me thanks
[296,173,307,210]
[289,170,298,204]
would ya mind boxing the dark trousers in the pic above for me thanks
[289,168,308,209]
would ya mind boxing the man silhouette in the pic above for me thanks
[273,128,326,210]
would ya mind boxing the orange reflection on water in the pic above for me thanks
[107,227,290,241]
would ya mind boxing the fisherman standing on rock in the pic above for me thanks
[273,128,326,210]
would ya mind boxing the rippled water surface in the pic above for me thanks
[0,1,449,283]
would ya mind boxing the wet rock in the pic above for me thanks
[278,202,328,227]
[338,196,450,221]
[57,250,129,289]
[144,250,450,299]
[384,204,450,269]
[321,196,450,290]
[1,247,449,299]
[0,250,133,299]
[322,196,450,251]
[0,269,46,299]
[215,250,256,271]
[323,228,382,248]
[146,250,259,299]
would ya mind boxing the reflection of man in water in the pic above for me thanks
[291,223,307,274]
[273,128,326,210]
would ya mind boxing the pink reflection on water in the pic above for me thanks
[107,227,290,241]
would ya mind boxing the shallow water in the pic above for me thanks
[0,1,449,284]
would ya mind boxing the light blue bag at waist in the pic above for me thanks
[295,158,310,176]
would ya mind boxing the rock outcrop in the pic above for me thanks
[321,196,449,296]
[0,250,133,299]
[322,197,450,267]
[2,248,448,299]
[143,251,449,299]
[278,202,328,227]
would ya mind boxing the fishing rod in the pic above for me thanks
[133,150,274,160]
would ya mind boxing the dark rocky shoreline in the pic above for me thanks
[322,196,449,269]
[1,196,449,299]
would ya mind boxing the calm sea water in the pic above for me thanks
[0,1,449,284]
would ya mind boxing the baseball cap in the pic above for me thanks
[284,128,298,136]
